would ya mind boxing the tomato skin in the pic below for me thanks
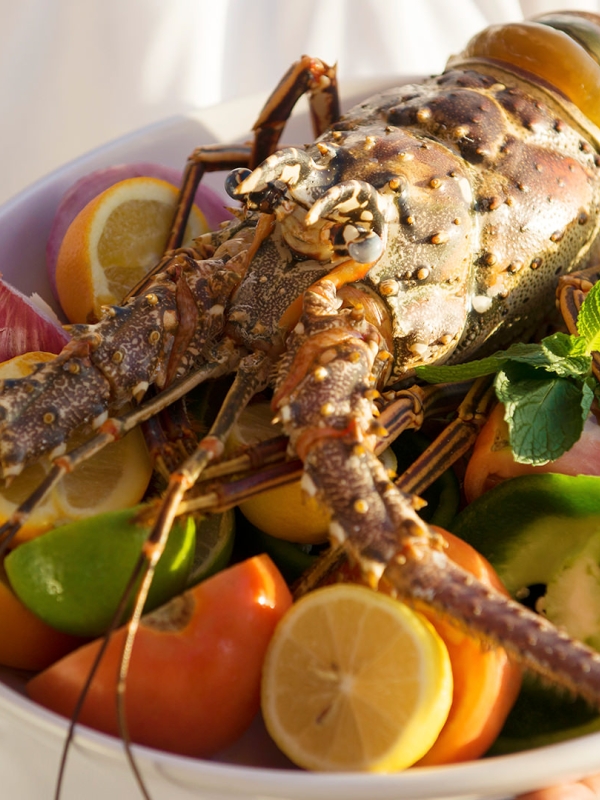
[416,529,522,765]
[465,403,600,502]
[0,574,82,671]
[27,555,292,757]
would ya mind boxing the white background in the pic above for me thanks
[2,0,600,204]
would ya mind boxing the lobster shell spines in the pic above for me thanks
[334,69,600,369]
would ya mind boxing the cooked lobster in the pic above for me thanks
[2,9,600,739]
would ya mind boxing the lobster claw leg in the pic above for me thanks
[272,276,407,580]
[274,276,600,702]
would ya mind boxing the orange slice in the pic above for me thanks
[55,176,208,323]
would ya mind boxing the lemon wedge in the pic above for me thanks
[0,351,153,544]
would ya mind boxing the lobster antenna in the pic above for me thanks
[52,548,154,800]
[109,349,272,797]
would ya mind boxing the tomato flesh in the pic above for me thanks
[27,555,292,757]
[416,529,522,765]
[465,403,600,502]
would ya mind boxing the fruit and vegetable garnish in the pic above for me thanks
[2,161,600,773]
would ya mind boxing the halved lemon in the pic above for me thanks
[261,583,453,772]
[0,352,153,544]
[234,402,398,545]
[231,402,330,544]
[55,176,208,323]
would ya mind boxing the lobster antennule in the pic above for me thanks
[235,146,332,199]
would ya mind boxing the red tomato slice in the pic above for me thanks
[465,402,600,502]
[27,554,292,757]
[416,528,522,765]
[0,573,82,671]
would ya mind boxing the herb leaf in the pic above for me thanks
[495,363,591,465]
[539,332,591,377]
[412,285,600,466]
[578,281,600,354]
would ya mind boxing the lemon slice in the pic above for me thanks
[234,402,397,545]
[0,352,153,543]
[55,176,208,323]
[231,402,329,544]
[261,583,453,772]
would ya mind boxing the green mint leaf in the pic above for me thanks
[540,332,592,378]
[577,280,600,354]
[495,362,588,465]
[415,354,506,383]
[582,377,596,420]
[415,341,553,383]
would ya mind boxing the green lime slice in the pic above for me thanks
[451,473,600,750]
[244,524,320,584]
[5,504,196,637]
[489,672,600,755]
[186,509,235,586]
[392,430,461,529]
[450,473,600,596]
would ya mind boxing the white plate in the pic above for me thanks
[1,80,600,800]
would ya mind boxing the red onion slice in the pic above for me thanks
[0,277,69,363]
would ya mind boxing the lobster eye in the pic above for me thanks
[455,14,600,128]
[224,168,252,199]
[348,233,384,265]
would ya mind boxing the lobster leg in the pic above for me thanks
[250,55,339,165]
[557,265,600,383]
[274,275,600,705]
[158,55,339,273]
[0,345,241,550]
[395,376,496,497]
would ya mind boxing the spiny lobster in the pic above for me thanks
[3,8,600,779]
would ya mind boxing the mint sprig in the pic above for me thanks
[415,282,600,465]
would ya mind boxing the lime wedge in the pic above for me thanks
[186,509,235,586]
[450,473,600,596]
[5,504,196,637]
[451,473,600,750]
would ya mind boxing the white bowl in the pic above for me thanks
[1,81,600,800]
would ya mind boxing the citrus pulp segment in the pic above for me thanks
[261,583,453,772]
[186,508,236,586]
[55,176,208,323]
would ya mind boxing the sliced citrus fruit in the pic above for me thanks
[230,402,330,544]
[5,505,196,637]
[55,176,209,323]
[234,402,397,545]
[186,508,236,586]
[240,481,331,545]
[0,352,153,543]
[261,583,453,772]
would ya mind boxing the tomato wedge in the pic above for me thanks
[416,529,522,765]
[465,402,600,502]
[27,555,292,757]
[0,572,82,671]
